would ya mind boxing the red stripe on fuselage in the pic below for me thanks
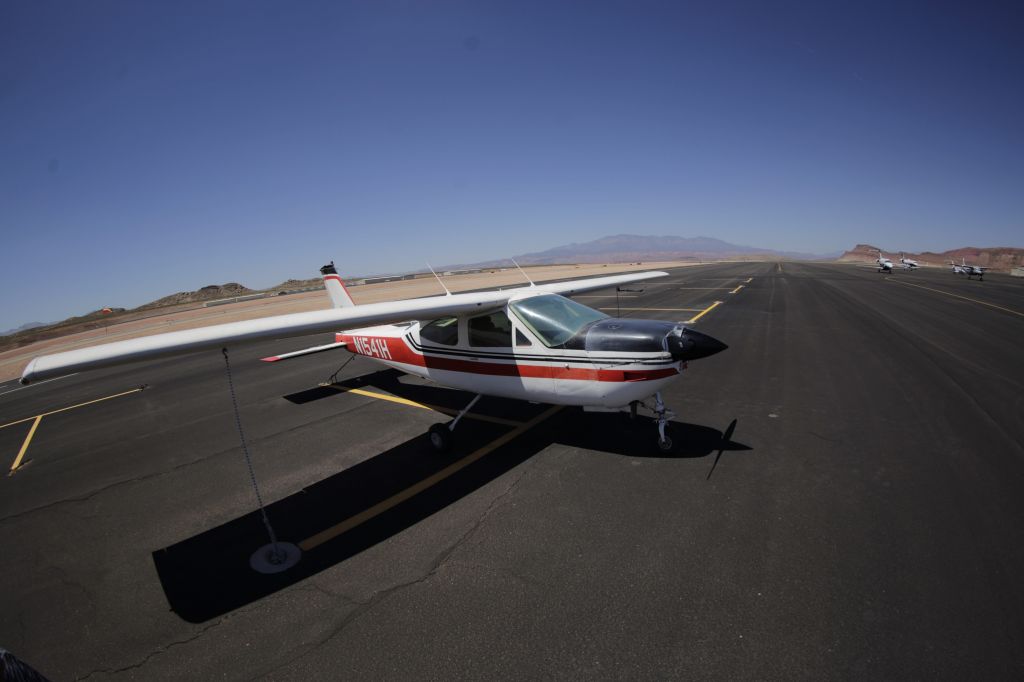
[338,334,679,382]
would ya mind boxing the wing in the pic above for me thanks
[20,270,668,384]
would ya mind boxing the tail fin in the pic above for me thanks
[320,261,356,308]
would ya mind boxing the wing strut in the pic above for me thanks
[512,259,535,286]
[427,263,452,295]
[222,347,301,574]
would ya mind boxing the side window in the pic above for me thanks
[515,329,533,347]
[420,317,459,346]
[469,311,513,347]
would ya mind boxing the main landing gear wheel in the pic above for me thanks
[426,393,482,453]
[657,435,674,452]
[428,423,452,452]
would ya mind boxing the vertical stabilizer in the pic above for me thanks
[320,261,356,308]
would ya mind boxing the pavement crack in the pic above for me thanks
[460,559,542,587]
[48,564,95,606]
[76,618,226,681]
[0,443,246,525]
[807,430,842,443]
[297,581,361,604]
[257,461,535,677]
[16,611,27,651]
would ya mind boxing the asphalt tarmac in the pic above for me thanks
[1,262,1022,679]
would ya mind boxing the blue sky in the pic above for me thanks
[2,1,1022,329]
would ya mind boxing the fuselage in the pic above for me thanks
[335,292,723,408]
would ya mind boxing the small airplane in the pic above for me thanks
[898,252,919,269]
[950,257,987,280]
[21,262,728,452]
[876,250,894,273]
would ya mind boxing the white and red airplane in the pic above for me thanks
[20,263,727,451]
[950,257,987,280]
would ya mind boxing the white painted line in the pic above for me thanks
[0,374,76,398]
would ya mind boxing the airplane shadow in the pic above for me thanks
[153,369,751,623]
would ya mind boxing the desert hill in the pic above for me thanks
[136,283,255,310]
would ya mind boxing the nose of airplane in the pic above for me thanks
[666,328,728,361]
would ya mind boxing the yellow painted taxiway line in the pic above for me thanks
[299,404,563,551]
[745,277,753,283]
[320,384,523,427]
[729,285,745,294]
[9,416,42,475]
[887,279,1024,318]
[686,301,723,324]
[598,307,704,313]
[0,387,145,431]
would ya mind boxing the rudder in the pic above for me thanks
[320,261,355,308]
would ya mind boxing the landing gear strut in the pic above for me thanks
[428,394,482,452]
[652,392,675,452]
[636,392,676,452]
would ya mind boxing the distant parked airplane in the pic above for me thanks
[899,253,919,269]
[876,250,893,273]
[951,258,987,280]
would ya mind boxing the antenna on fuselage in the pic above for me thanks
[511,259,535,287]
[426,263,452,296]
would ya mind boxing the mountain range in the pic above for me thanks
[0,321,48,337]
[6,235,1020,341]
[450,234,834,269]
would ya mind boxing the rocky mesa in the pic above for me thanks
[837,244,1024,271]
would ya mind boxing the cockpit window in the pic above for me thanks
[509,294,608,347]
[420,316,459,346]
[469,310,513,347]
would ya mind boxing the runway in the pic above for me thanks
[1,262,1022,679]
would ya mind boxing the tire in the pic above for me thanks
[428,423,452,452]
[657,435,674,452]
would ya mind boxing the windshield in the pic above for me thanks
[509,294,608,347]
